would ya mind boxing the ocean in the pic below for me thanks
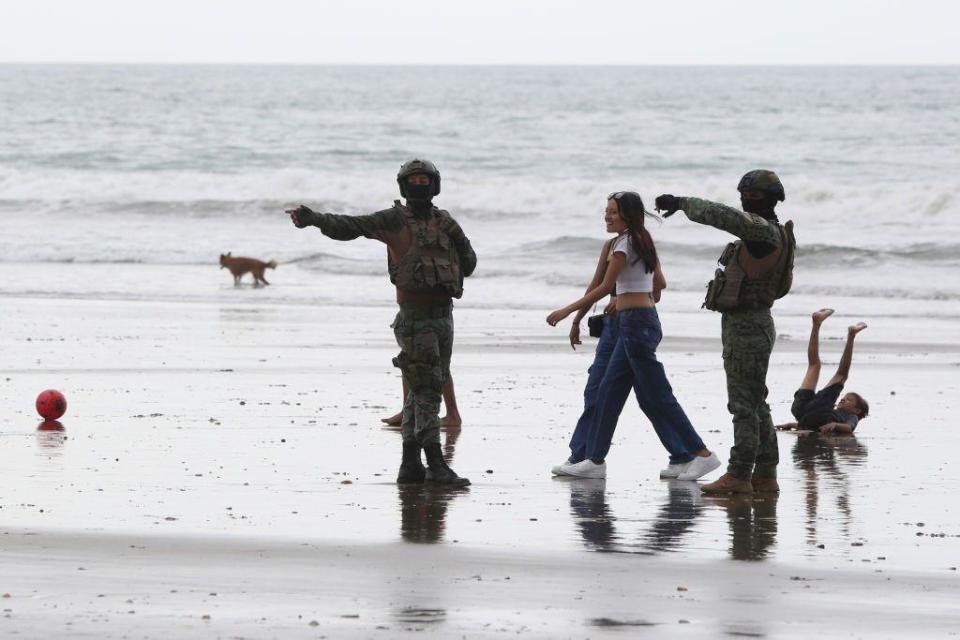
[1,64,959,307]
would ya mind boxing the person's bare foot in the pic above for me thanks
[848,322,867,336]
[812,308,835,324]
[381,412,402,426]
[441,415,462,428]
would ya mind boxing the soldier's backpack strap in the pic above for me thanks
[773,220,796,300]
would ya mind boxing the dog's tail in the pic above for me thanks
[267,260,278,269]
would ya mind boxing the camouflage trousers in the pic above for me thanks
[392,303,453,447]
[721,308,779,481]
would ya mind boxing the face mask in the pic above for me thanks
[405,183,433,201]
[741,195,775,218]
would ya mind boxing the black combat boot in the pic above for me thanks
[423,442,470,487]
[396,440,426,484]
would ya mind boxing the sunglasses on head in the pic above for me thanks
[608,191,640,200]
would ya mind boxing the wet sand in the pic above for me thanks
[2,267,960,637]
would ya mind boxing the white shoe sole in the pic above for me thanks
[677,454,722,481]
[659,463,690,479]
[566,469,606,479]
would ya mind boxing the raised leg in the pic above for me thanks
[801,308,833,391]
[826,322,867,387]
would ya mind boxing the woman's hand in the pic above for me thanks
[547,308,571,326]
[568,322,582,350]
[603,299,617,316]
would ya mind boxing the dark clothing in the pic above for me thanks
[316,205,477,283]
[681,197,785,480]
[791,383,860,432]
[568,314,622,462]
[722,308,779,480]
[392,303,454,447]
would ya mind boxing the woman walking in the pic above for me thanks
[547,191,720,481]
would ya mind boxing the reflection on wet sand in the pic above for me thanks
[397,484,468,543]
[792,432,868,546]
[36,419,66,451]
[396,424,468,544]
[703,493,779,561]
[566,479,703,554]
[392,606,447,626]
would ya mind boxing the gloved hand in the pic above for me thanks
[654,194,681,217]
[285,205,321,228]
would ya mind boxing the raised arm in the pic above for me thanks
[678,197,782,245]
[287,205,404,242]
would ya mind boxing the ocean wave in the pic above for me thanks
[505,236,960,266]
[2,167,958,223]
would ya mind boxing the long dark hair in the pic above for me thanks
[610,191,659,274]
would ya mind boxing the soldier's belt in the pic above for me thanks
[398,302,452,319]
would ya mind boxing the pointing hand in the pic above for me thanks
[285,205,319,228]
[654,194,681,218]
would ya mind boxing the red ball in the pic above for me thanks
[36,389,67,420]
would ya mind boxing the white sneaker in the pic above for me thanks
[677,452,721,481]
[564,459,607,479]
[659,461,690,478]
[551,459,579,476]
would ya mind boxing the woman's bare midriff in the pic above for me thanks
[615,292,655,310]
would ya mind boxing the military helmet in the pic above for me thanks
[737,169,785,202]
[397,158,441,198]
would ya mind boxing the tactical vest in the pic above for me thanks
[388,201,464,298]
[703,219,795,312]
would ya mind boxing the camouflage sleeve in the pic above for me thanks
[680,197,783,246]
[315,208,405,242]
[448,219,477,277]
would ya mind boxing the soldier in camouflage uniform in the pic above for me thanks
[656,170,796,494]
[286,159,476,487]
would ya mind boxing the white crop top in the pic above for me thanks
[611,234,654,294]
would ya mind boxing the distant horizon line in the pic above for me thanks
[1,61,957,67]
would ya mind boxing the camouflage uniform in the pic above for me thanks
[314,203,476,448]
[392,303,453,446]
[680,197,784,481]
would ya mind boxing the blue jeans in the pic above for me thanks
[567,314,634,463]
[585,307,705,464]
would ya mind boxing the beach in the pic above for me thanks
[2,263,959,638]
[2,62,960,637]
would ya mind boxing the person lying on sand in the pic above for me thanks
[778,309,869,435]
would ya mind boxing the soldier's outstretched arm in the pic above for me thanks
[286,205,404,242]
[675,197,782,245]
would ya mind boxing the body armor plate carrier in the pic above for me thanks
[388,201,464,298]
[704,220,795,312]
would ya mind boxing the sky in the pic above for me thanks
[2,0,957,65]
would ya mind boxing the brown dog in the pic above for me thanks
[219,253,277,286]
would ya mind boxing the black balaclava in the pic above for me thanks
[404,177,434,215]
[405,182,433,202]
[741,194,779,222]
[740,194,780,258]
